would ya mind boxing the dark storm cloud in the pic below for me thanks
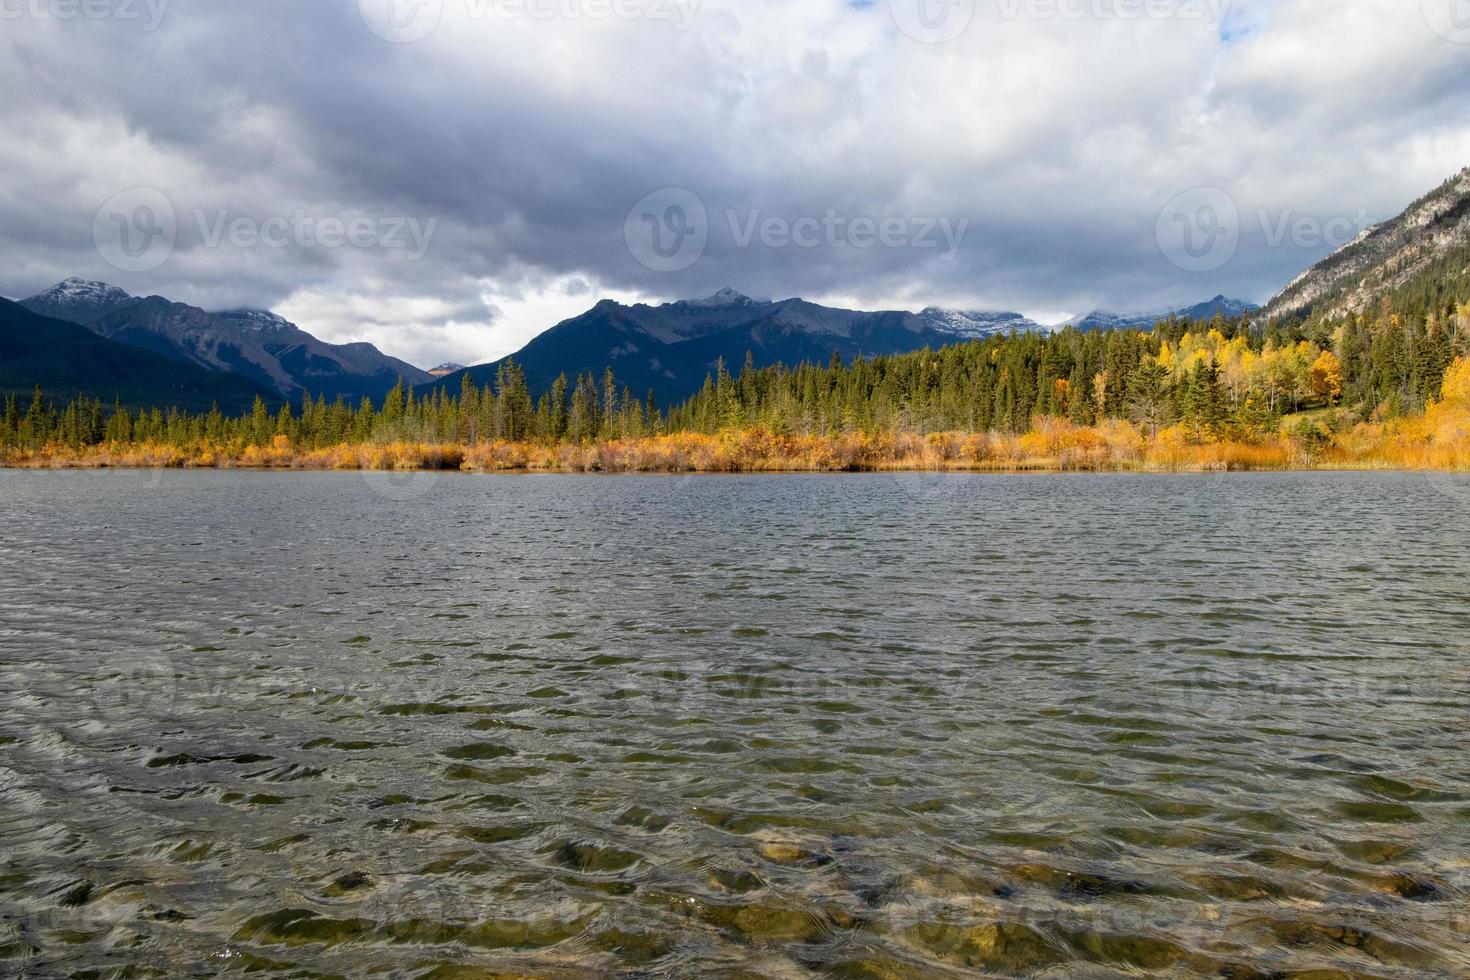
[2,0,1468,363]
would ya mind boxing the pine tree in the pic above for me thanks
[1126,358,1170,438]
[250,396,272,445]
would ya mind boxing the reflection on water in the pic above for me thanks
[1,470,1468,977]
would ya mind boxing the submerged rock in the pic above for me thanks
[903,921,1064,970]
[590,926,675,966]
[701,902,832,943]
[232,909,373,947]
[708,867,767,894]
[1058,927,1190,970]
[1008,863,1147,899]
[1183,872,1285,902]
[757,842,815,865]
[322,871,373,897]
[1373,872,1444,901]
[549,840,640,873]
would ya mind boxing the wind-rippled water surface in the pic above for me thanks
[2,470,1469,978]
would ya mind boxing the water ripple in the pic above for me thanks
[1,471,1468,976]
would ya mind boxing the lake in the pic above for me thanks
[1,470,1468,977]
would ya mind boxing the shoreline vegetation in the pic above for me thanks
[1,416,1466,473]
[4,319,1469,475]
[4,380,1467,474]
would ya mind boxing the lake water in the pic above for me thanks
[2,470,1469,977]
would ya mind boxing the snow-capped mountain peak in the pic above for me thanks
[1058,296,1260,332]
[678,287,766,308]
[45,277,129,300]
[215,309,297,334]
[917,308,1044,339]
[19,278,135,325]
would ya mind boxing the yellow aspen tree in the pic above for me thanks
[1309,350,1344,404]
[1157,341,1176,374]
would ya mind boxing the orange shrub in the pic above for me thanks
[9,374,1469,476]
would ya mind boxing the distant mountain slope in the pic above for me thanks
[215,309,433,400]
[1262,166,1470,323]
[430,290,1041,404]
[915,308,1044,338]
[1060,296,1260,332]
[18,280,432,402]
[88,296,297,394]
[0,299,276,412]
[18,278,135,326]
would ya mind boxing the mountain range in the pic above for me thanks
[16,167,1467,412]
[0,280,1269,410]
[0,299,277,413]
[1058,296,1261,333]
[16,279,431,403]
[429,293,1267,404]
[431,292,1062,404]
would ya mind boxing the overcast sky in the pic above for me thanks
[3,0,1469,368]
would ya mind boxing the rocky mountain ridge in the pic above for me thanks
[1059,296,1260,332]
[19,282,432,401]
[431,289,1235,405]
[1262,167,1470,322]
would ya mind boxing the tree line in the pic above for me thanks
[3,298,1468,454]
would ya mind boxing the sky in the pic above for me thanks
[3,0,1470,369]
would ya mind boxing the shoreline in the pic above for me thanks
[1,459,1462,476]
[5,406,1467,476]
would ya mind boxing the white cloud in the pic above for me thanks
[0,0,1467,366]
[278,272,651,368]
